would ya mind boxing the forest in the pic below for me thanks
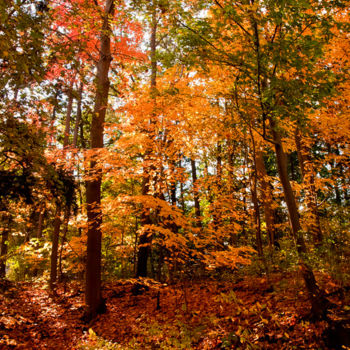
[0,0,349,349]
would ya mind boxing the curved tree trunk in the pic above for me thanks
[269,117,328,319]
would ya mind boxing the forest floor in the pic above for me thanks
[0,272,349,349]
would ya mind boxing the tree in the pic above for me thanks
[85,0,115,319]
[175,0,346,318]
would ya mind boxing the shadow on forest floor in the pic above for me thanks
[0,272,349,349]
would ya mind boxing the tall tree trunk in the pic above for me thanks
[85,0,114,319]
[136,3,157,278]
[269,117,328,318]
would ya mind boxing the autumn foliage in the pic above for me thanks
[0,0,349,349]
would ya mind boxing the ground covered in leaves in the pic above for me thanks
[0,272,348,349]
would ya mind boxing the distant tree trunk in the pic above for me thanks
[136,174,152,277]
[212,143,222,231]
[249,131,263,257]
[50,204,61,289]
[191,158,202,227]
[136,3,157,278]
[179,159,186,212]
[63,83,74,148]
[0,210,11,278]
[85,0,114,319]
[36,205,44,239]
[73,82,83,149]
[0,228,9,278]
[58,84,76,282]
[227,139,235,193]
[256,149,277,249]
[295,128,322,244]
[269,117,328,319]
[170,160,177,206]
[58,206,70,281]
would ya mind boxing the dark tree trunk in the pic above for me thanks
[0,212,10,278]
[50,204,61,289]
[0,227,9,278]
[269,117,328,319]
[191,158,202,227]
[85,0,114,319]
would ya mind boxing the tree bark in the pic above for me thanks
[269,117,328,318]
[85,0,114,319]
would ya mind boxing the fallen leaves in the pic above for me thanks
[0,272,347,349]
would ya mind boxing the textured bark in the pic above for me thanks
[85,0,114,319]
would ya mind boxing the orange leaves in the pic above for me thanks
[203,246,256,270]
